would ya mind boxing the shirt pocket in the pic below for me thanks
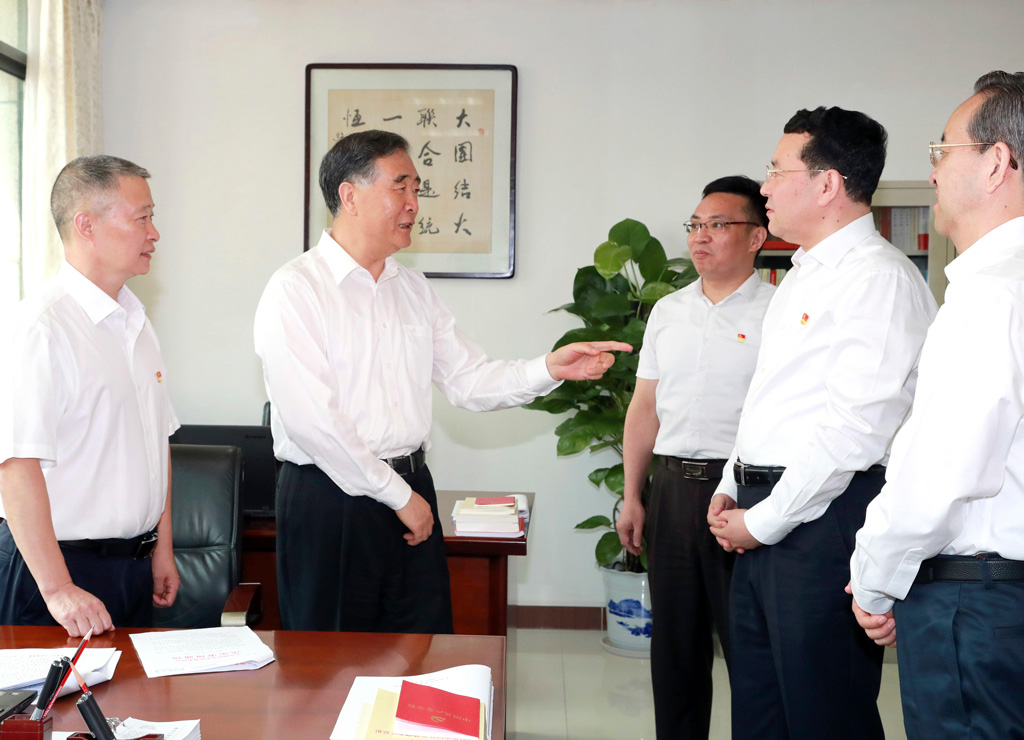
[401,324,434,392]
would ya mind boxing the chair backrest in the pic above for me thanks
[152,444,243,628]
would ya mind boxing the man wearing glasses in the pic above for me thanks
[617,175,774,740]
[850,71,1024,738]
[707,107,937,740]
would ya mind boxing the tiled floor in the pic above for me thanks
[507,628,906,740]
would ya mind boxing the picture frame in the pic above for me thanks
[305,64,518,279]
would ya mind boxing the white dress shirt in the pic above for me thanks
[253,230,560,511]
[851,217,1024,614]
[716,214,937,545]
[638,272,775,459]
[0,261,179,540]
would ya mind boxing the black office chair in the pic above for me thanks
[152,444,262,628]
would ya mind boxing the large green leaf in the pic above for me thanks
[594,241,632,279]
[621,318,647,348]
[556,431,594,456]
[576,515,612,530]
[588,467,611,486]
[638,280,677,304]
[591,292,632,319]
[608,219,650,254]
[602,463,625,495]
[637,237,668,282]
[596,531,624,566]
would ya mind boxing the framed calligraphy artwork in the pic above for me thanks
[305,64,518,278]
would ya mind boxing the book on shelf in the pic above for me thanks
[875,206,930,254]
[758,268,787,286]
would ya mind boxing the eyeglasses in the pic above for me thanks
[928,141,1019,169]
[765,166,848,182]
[684,220,759,234]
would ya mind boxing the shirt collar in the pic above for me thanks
[316,228,401,285]
[791,213,876,270]
[57,261,144,325]
[695,270,762,305]
[945,217,1024,284]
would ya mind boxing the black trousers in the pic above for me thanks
[729,470,885,740]
[276,461,453,633]
[647,461,734,740]
[895,575,1024,740]
[0,521,154,627]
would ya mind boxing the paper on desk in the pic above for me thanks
[113,717,201,740]
[0,648,120,699]
[130,626,274,678]
[331,664,493,740]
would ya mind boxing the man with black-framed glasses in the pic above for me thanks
[617,175,774,740]
[708,107,937,740]
[851,69,1024,740]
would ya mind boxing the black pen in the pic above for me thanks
[29,659,64,721]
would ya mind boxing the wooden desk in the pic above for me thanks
[0,626,505,740]
[242,490,531,636]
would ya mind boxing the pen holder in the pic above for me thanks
[0,714,52,740]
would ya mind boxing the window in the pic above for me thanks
[1,0,27,306]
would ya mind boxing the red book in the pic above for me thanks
[395,680,481,739]
[474,496,516,507]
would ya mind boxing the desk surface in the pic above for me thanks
[0,626,505,740]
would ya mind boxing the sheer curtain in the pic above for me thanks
[21,0,102,293]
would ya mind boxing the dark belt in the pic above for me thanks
[733,461,886,487]
[915,553,1024,584]
[59,529,158,560]
[382,447,426,477]
[663,457,726,481]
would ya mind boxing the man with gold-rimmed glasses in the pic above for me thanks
[707,107,937,740]
[851,70,1024,739]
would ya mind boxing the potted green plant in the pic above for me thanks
[525,218,697,651]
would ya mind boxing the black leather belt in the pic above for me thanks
[733,461,886,487]
[915,553,1024,584]
[59,529,158,560]
[663,457,726,481]
[382,447,426,477]
[733,461,787,486]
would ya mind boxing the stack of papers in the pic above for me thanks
[332,664,493,740]
[0,648,120,700]
[129,626,274,678]
[451,496,526,538]
[114,718,201,740]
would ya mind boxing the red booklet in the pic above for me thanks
[474,496,516,507]
[395,680,481,738]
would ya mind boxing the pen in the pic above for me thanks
[71,664,114,740]
[40,626,93,720]
[29,659,64,721]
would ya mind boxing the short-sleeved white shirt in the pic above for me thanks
[637,272,775,459]
[0,261,179,540]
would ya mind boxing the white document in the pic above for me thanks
[129,626,274,678]
[0,648,121,699]
[113,717,201,740]
[331,664,493,740]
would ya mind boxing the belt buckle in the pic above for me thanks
[682,462,708,480]
[134,532,158,560]
[734,462,747,487]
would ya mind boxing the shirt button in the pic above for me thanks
[382,322,388,328]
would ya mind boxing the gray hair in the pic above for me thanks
[318,130,410,216]
[50,155,151,241]
[968,71,1024,171]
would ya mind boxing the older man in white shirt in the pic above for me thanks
[0,156,179,638]
[851,70,1024,740]
[254,129,629,634]
[708,107,937,740]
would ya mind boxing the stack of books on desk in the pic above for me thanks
[451,496,526,538]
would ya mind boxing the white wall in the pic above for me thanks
[102,0,1024,608]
